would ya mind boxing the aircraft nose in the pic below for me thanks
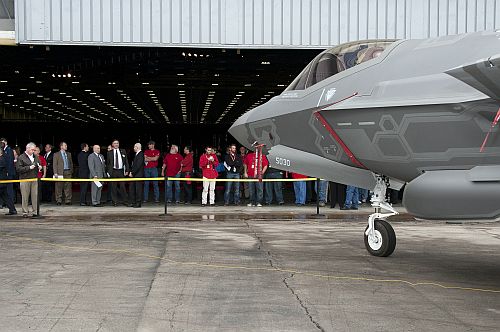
[229,111,253,149]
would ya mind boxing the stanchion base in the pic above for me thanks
[158,213,172,217]
[307,214,327,219]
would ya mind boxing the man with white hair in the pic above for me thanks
[128,143,144,208]
[15,142,41,218]
[161,144,183,204]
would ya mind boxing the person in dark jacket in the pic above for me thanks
[42,144,54,202]
[106,139,130,206]
[223,144,243,205]
[78,143,90,206]
[16,142,40,218]
[0,148,17,215]
[0,138,16,207]
[128,143,144,208]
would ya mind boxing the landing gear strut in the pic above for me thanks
[364,175,398,257]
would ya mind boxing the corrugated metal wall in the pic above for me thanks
[15,0,500,48]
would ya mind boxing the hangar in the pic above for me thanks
[3,0,500,150]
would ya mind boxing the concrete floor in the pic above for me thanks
[0,206,499,331]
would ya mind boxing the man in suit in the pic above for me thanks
[0,147,17,215]
[15,142,40,218]
[106,139,129,206]
[88,144,106,207]
[53,142,73,205]
[0,138,16,206]
[129,143,144,208]
[78,143,90,206]
[42,144,54,202]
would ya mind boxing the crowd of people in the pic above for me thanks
[0,137,384,218]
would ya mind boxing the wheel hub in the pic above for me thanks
[368,230,383,251]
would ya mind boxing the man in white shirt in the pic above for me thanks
[106,139,130,206]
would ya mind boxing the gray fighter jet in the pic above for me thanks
[229,30,500,257]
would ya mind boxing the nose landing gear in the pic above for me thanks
[364,175,398,257]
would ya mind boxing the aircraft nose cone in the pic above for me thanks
[229,111,253,149]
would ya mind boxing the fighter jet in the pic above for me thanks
[229,30,500,257]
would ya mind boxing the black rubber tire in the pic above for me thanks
[364,219,396,257]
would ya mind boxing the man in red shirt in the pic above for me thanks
[243,148,268,207]
[199,146,218,206]
[34,146,47,179]
[180,146,194,204]
[161,144,183,203]
[143,141,160,203]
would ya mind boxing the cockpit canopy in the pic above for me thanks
[286,39,397,91]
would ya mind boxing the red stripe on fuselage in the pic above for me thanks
[314,93,366,169]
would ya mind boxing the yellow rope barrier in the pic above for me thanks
[1,177,320,183]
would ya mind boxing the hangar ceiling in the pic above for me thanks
[0,44,319,125]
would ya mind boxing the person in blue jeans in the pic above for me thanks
[143,141,160,203]
[265,166,284,205]
[224,144,243,205]
[341,185,359,210]
[292,173,307,206]
[314,179,328,206]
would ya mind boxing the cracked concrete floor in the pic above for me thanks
[0,212,499,331]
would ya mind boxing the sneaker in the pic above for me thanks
[154,200,160,203]
[247,203,254,207]
[143,200,148,203]
[201,204,206,207]
[278,202,284,205]
[256,203,262,207]
[22,214,29,218]
[319,201,325,207]
[175,201,181,204]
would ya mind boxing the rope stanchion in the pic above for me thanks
[159,175,171,217]
[33,177,43,219]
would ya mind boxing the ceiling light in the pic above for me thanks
[261,61,271,65]
[212,83,218,86]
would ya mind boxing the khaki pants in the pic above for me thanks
[202,178,216,205]
[20,180,38,215]
[55,170,73,203]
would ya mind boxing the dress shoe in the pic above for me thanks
[350,206,359,210]
[5,211,17,215]
[113,202,118,207]
[65,202,72,205]
[340,206,350,210]
[201,204,206,207]
[128,204,135,207]
[22,214,29,218]
[56,202,62,206]
[92,204,101,207]
[80,203,87,206]
[133,205,141,208]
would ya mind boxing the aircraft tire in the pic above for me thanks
[364,219,396,257]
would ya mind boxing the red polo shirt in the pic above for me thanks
[144,149,160,168]
[163,153,183,176]
[181,153,193,172]
[291,173,308,179]
[244,152,269,178]
[37,155,47,178]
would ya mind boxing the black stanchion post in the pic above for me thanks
[159,176,171,216]
[316,178,320,215]
[34,178,43,219]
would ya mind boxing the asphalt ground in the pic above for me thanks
[0,205,499,331]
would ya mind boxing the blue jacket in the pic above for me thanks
[3,146,15,178]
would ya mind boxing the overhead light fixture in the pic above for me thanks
[261,61,271,65]
[212,83,218,86]
[67,73,72,78]
[142,82,150,85]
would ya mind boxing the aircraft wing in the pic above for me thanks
[446,53,500,100]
